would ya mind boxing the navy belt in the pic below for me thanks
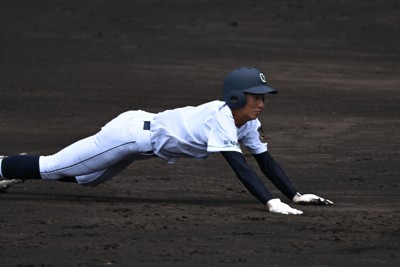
[142,121,155,155]
[143,121,151,130]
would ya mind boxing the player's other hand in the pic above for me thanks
[292,193,333,205]
[266,198,303,215]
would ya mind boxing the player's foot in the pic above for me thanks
[0,179,23,192]
[0,153,26,192]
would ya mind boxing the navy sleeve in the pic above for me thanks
[221,151,273,205]
[253,151,298,200]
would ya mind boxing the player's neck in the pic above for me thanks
[232,111,250,127]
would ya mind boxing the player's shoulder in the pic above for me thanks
[237,118,262,136]
[195,100,231,116]
[243,118,262,129]
[198,100,227,109]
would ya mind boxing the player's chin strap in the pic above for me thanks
[292,192,334,205]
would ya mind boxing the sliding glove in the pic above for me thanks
[267,198,303,215]
[292,193,333,205]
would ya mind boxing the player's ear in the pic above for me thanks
[224,90,246,109]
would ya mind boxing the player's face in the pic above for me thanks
[243,93,265,119]
[233,93,265,127]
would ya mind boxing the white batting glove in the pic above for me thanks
[292,193,333,205]
[266,198,303,215]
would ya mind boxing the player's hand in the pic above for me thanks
[266,198,303,215]
[292,193,333,205]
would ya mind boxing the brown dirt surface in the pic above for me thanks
[0,0,399,266]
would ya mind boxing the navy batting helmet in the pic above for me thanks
[223,67,278,109]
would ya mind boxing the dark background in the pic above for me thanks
[1,0,399,266]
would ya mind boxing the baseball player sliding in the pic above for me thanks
[0,67,333,215]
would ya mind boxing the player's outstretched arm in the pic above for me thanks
[253,151,298,200]
[253,151,333,206]
[221,151,272,204]
[220,151,303,215]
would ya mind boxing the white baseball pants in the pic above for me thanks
[39,110,155,186]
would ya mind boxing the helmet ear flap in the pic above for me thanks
[224,90,246,109]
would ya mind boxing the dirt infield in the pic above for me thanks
[0,1,399,266]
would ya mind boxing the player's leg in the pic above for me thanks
[39,133,138,181]
[0,111,154,184]
[1,154,152,191]
[75,153,154,186]
[0,142,136,191]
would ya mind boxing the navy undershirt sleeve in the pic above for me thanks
[253,151,298,200]
[221,151,273,205]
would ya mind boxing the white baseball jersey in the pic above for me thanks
[150,100,268,163]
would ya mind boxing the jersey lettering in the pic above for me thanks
[224,140,239,147]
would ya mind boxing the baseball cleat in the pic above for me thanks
[0,179,23,192]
